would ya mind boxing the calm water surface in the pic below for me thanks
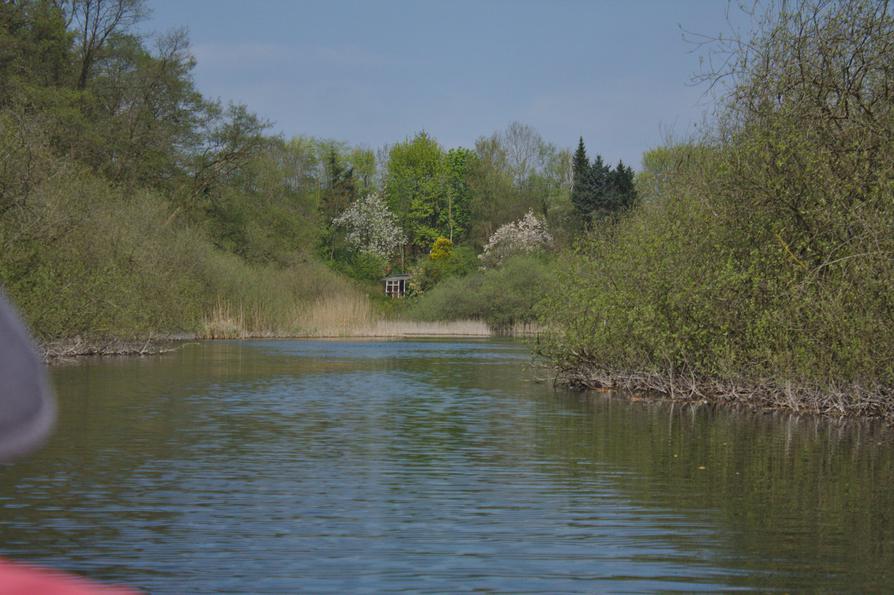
[1,339,893,592]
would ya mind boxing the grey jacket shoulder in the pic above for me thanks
[0,293,55,463]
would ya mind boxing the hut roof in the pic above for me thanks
[383,273,411,281]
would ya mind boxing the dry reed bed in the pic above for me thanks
[199,295,539,339]
[42,295,536,361]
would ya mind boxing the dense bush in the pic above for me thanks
[409,255,552,331]
[478,210,553,269]
[0,114,356,340]
[329,252,389,284]
[408,245,478,294]
[0,2,374,343]
[540,1,894,413]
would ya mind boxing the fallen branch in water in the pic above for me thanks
[550,362,894,423]
[40,335,188,362]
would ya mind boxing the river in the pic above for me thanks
[1,339,893,592]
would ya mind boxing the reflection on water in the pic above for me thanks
[1,339,893,592]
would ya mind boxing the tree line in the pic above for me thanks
[570,138,636,226]
[0,0,629,339]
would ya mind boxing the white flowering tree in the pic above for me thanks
[479,210,553,268]
[333,192,406,260]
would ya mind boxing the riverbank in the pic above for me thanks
[198,318,540,340]
[40,319,540,362]
[554,364,894,422]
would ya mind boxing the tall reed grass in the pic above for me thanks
[198,292,536,339]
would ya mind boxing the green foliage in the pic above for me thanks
[320,148,356,220]
[467,125,573,248]
[0,112,356,341]
[0,5,368,341]
[349,147,376,195]
[541,0,894,407]
[0,1,72,97]
[384,131,451,251]
[570,137,591,223]
[636,144,713,202]
[466,135,515,246]
[330,252,388,284]
[408,245,477,294]
[409,255,552,331]
[3,0,596,345]
[429,236,454,260]
[570,137,637,226]
[444,147,477,241]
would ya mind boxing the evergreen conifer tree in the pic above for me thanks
[571,137,638,226]
[588,154,611,214]
[620,161,637,209]
[570,137,592,219]
[608,160,637,211]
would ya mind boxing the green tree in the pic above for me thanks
[349,147,376,195]
[92,29,206,189]
[188,103,269,205]
[429,236,453,260]
[467,134,514,247]
[570,137,592,223]
[384,131,449,252]
[587,154,611,214]
[570,137,636,223]
[321,148,356,220]
[64,0,148,90]
[536,147,574,243]
[318,148,356,260]
[0,1,73,99]
[444,147,476,242]
[607,160,637,212]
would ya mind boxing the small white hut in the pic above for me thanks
[383,273,411,298]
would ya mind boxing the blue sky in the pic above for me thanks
[141,0,744,168]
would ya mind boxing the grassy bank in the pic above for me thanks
[0,129,367,349]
